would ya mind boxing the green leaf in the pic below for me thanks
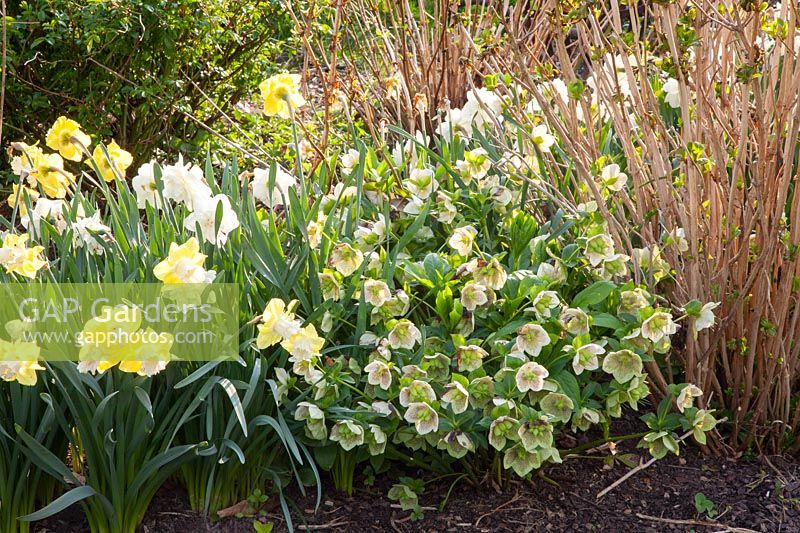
[572,281,616,308]
[19,486,97,522]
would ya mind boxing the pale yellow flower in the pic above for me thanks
[87,140,133,182]
[259,73,306,118]
[46,117,91,161]
[6,184,40,217]
[153,237,213,284]
[0,233,47,279]
[281,324,325,361]
[256,298,300,349]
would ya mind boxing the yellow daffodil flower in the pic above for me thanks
[35,152,74,199]
[46,116,91,161]
[259,73,306,118]
[153,237,212,284]
[0,233,47,278]
[87,140,133,182]
[6,184,40,217]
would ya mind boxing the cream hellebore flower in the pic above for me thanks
[641,311,679,343]
[46,116,91,161]
[256,298,300,349]
[665,227,689,253]
[584,234,616,266]
[295,402,327,440]
[460,281,489,312]
[404,402,439,435]
[515,362,549,393]
[559,308,590,336]
[183,193,240,246]
[153,237,215,284]
[307,220,322,249]
[619,288,651,315]
[259,73,306,118]
[404,167,438,200]
[340,149,360,175]
[456,148,491,183]
[531,290,560,321]
[367,424,388,455]
[694,302,720,334]
[456,344,488,372]
[489,416,519,450]
[252,165,297,208]
[570,343,605,375]
[364,279,392,308]
[663,77,681,109]
[515,323,551,357]
[387,319,422,350]
[441,381,470,414]
[131,161,161,209]
[474,257,508,290]
[330,420,365,451]
[599,163,628,192]
[329,242,364,277]
[161,156,211,209]
[399,380,436,407]
[448,226,477,257]
[602,349,643,383]
[676,384,703,413]
[364,360,393,390]
[531,124,556,153]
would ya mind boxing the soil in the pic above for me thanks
[34,423,800,533]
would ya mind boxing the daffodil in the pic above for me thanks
[281,324,325,362]
[256,298,300,349]
[259,73,306,118]
[663,77,681,108]
[252,165,297,208]
[307,220,322,249]
[0,233,47,278]
[0,339,43,386]
[10,142,44,183]
[340,149,360,175]
[132,161,161,209]
[36,152,74,199]
[183,193,240,246]
[6,184,39,217]
[118,329,173,376]
[87,140,133,182]
[46,116,91,161]
[72,212,113,255]
[161,156,211,209]
[153,237,214,284]
[515,361,549,392]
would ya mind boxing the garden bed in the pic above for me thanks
[38,446,799,532]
